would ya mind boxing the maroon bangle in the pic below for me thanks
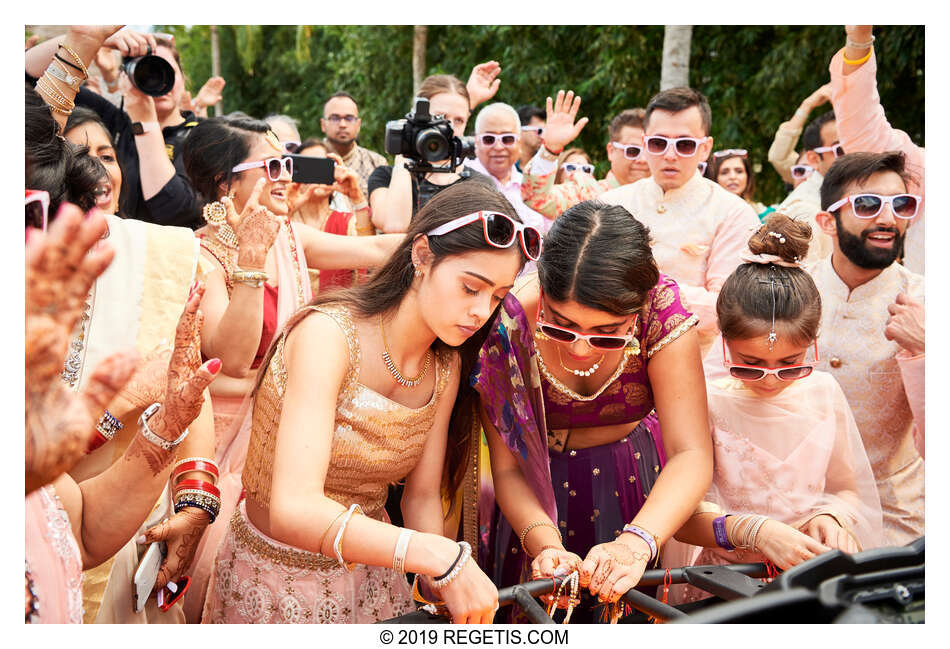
[174,479,220,499]
[172,460,220,485]
[86,431,109,454]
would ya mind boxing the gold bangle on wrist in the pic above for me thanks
[519,520,562,556]
[58,43,89,77]
[230,268,269,287]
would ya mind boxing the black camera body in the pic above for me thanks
[121,54,175,97]
[385,97,475,174]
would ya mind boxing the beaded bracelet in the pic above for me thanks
[432,541,471,589]
[519,520,562,555]
[57,43,89,77]
[174,494,220,523]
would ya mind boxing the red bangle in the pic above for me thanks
[86,431,109,454]
[174,479,220,499]
[542,142,563,156]
[172,460,220,485]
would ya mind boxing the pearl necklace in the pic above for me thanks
[379,314,431,388]
[556,345,604,377]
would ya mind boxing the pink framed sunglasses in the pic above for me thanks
[231,156,293,181]
[535,289,638,351]
[790,164,814,179]
[813,143,845,158]
[426,210,542,260]
[721,338,820,381]
[643,135,708,157]
[611,141,643,160]
[26,189,50,232]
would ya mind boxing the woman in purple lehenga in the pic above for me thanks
[473,201,713,621]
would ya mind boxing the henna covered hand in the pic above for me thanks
[222,177,281,271]
[139,507,210,590]
[580,536,651,604]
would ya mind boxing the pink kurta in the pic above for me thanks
[829,48,925,275]
[663,372,884,604]
[599,173,760,350]
[25,486,84,624]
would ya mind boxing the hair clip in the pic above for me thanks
[767,231,786,244]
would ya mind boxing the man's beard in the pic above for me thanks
[835,215,904,269]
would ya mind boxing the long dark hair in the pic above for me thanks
[256,180,526,509]
[707,152,757,203]
[538,200,659,315]
[717,213,821,346]
[25,83,105,216]
[181,114,274,205]
[65,107,130,217]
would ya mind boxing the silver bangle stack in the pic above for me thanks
[726,514,770,551]
[432,541,472,589]
[846,35,875,50]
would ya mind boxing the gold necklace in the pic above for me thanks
[379,314,431,388]
[556,346,604,377]
[535,330,628,402]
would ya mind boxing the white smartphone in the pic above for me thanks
[132,541,166,613]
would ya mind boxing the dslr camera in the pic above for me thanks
[121,49,176,97]
[385,97,475,174]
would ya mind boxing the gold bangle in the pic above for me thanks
[36,76,75,110]
[58,43,89,77]
[519,520,562,555]
[230,269,269,287]
[315,509,348,555]
[843,46,873,66]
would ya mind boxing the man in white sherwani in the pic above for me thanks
[809,151,924,547]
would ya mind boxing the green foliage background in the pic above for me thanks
[160,25,924,204]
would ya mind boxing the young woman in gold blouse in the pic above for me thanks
[203,181,541,624]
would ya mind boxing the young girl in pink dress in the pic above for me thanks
[666,214,884,604]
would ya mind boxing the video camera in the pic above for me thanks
[385,97,475,174]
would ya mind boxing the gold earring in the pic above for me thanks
[202,201,227,227]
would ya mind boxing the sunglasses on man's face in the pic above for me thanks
[477,133,519,147]
[790,164,814,179]
[827,193,921,220]
[561,162,594,175]
[813,143,845,158]
[721,338,820,382]
[611,141,643,160]
[643,135,708,157]
[25,189,50,232]
[231,156,294,182]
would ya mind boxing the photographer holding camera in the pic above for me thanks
[367,64,502,234]
[26,27,204,229]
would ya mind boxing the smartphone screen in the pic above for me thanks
[288,154,335,185]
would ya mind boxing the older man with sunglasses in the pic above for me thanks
[463,102,548,240]
[598,87,760,353]
[520,93,650,219]
[809,151,924,547]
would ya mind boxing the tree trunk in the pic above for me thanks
[210,25,222,116]
[412,26,428,95]
[660,25,692,90]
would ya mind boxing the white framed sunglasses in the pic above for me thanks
[611,141,643,160]
[826,193,921,220]
[521,125,544,136]
[713,148,747,158]
[643,135,708,157]
[561,162,594,175]
[813,143,845,158]
[426,210,542,261]
[477,132,519,147]
[790,164,814,179]
[231,156,294,181]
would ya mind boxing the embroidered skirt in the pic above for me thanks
[202,501,413,623]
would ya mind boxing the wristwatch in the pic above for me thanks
[132,121,160,136]
[138,402,189,451]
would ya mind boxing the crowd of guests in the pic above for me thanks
[25,24,924,625]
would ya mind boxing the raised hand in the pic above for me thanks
[466,61,502,109]
[25,205,138,493]
[543,90,589,153]
[580,536,650,604]
[194,76,226,112]
[221,177,282,271]
[327,153,364,203]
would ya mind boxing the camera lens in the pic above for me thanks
[122,55,176,97]
[414,128,450,162]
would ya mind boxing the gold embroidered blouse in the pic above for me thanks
[242,303,459,519]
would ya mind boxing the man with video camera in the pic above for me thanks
[368,63,502,234]
[26,28,204,229]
